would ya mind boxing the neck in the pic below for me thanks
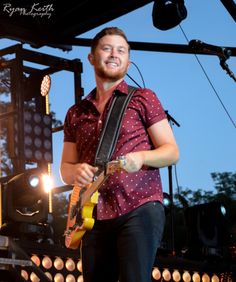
[95,77,122,99]
[94,84,116,114]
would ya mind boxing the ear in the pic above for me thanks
[127,60,131,70]
[88,53,94,65]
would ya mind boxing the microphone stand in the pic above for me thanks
[165,111,180,256]
[220,58,236,82]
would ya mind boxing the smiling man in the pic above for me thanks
[60,27,179,282]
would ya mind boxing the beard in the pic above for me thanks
[95,64,128,81]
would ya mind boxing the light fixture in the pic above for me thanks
[152,0,187,31]
[40,75,51,97]
[24,110,53,163]
[24,73,51,101]
[20,255,83,282]
[151,267,222,282]
[3,168,49,224]
[184,202,229,260]
[163,192,171,209]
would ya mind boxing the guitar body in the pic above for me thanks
[65,185,99,249]
[64,159,125,249]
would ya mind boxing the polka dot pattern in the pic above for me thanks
[63,81,166,220]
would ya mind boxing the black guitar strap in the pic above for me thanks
[94,86,137,168]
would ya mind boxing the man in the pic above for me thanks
[60,27,179,282]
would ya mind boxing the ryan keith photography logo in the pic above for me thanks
[2,2,54,18]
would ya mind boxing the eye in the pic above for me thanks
[118,48,126,54]
[102,45,112,52]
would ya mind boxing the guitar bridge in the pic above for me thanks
[64,229,71,236]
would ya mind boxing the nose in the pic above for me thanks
[110,47,118,58]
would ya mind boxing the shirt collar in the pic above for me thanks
[86,80,129,102]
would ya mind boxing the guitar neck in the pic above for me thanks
[79,159,124,208]
[80,170,107,207]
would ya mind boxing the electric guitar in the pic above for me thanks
[64,158,126,249]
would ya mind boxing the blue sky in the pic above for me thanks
[1,2,236,194]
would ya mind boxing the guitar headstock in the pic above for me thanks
[106,156,126,175]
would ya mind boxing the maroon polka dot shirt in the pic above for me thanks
[63,81,167,220]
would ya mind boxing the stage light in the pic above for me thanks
[45,272,53,281]
[4,169,49,224]
[77,275,84,282]
[54,257,65,270]
[152,267,161,280]
[31,255,41,267]
[24,73,51,100]
[162,268,171,281]
[211,274,220,282]
[29,175,40,188]
[40,75,51,97]
[192,272,201,282]
[66,258,76,271]
[152,0,187,31]
[54,272,64,282]
[184,202,228,259]
[42,255,52,269]
[24,110,53,164]
[172,269,181,281]
[21,270,29,281]
[182,271,191,282]
[42,173,53,193]
[77,259,82,272]
[202,273,210,282]
[21,254,83,282]
[30,272,40,282]
[66,274,76,282]
[163,192,171,208]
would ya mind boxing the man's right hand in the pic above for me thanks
[73,163,98,187]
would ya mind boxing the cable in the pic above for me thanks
[126,61,146,88]
[179,24,236,129]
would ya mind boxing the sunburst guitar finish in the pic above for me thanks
[64,159,125,249]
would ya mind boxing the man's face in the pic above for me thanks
[89,35,130,81]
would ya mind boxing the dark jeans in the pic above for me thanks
[81,201,165,282]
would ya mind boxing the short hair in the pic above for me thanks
[91,27,130,53]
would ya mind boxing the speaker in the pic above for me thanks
[152,0,187,31]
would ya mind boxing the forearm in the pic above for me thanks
[124,143,179,173]
[60,161,98,187]
[142,143,179,168]
[60,162,77,185]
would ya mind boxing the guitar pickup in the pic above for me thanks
[70,204,77,219]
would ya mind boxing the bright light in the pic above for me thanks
[41,75,51,96]
[152,267,161,280]
[28,174,40,188]
[202,273,210,282]
[42,255,52,269]
[77,259,82,272]
[183,271,191,282]
[42,174,53,193]
[54,257,64,270]
[192,272,201,282]
[163,192,171,208]
[66,258,75,271]
[172,270,181,282]
[220,205,226,216]
[162,268,171,281]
